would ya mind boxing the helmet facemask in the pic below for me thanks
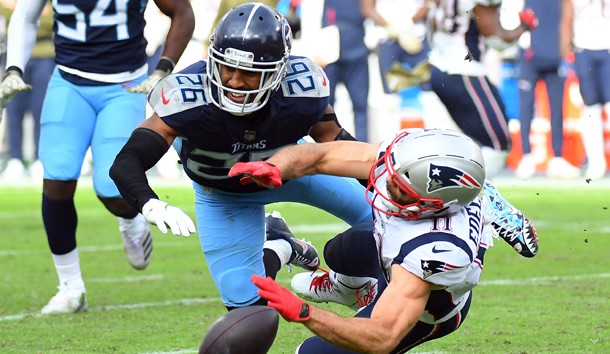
[366,129,485,220]
[366,133,447,220]
[206,3,292,116]
[207,46,289,116]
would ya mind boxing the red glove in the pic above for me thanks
[519,8,538,31]
[228,162,283,188]
[251,275,311,322]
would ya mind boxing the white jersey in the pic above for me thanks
[371,134,493,324]
[428,0,501,76]
[571,0,610,50]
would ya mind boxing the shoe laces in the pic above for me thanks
[309,270,333,295]
[355,281,377,308]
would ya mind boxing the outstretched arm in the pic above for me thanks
[229,141,379,188]
[252,264,431,353]
[268,141,378,180]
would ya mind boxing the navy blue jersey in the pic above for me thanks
[52,0,148,74]
[148,56,331,193]
[526,0,561,62]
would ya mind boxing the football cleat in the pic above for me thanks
[119,214,153,270]
[515,154,536,179]
[291,269,378,311]
[265,211,320,271]
[0,158,27,181]
[546,157,580,179]
[482,181,539,258]
[41,284,88,315]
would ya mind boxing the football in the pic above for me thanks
[199,305,279,354]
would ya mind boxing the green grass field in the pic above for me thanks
[0,178,609,353]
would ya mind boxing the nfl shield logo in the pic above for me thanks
[244,130,256,142]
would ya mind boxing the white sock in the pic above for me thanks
[52,248,86,292]
[264,239,292,266]
[331,271,376,290]
[581,104,606,163]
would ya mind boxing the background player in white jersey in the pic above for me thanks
[0,0,194,315]
[426,0,539,177]
[560,0,610,179]
[234,129,501,353]
[109,2,371,325]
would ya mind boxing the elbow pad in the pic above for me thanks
[110,128,170,211]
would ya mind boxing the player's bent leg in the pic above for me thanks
[323,223,378,278]
[482,180,538,257]
[289,174,373,226]
[265,211,320,271]
[217,266,268,307]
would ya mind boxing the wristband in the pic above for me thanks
[5,66,23,76]
[155,56,176,74]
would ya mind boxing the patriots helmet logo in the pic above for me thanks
[427,163,482,193]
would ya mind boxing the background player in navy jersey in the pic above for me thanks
[516,0,581,180]
[560,0,610,180]
[109,3,372,319]
[237,129,503,353]
[425,0,539,178]
[0,0,194,315]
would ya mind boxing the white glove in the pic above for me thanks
[0,70,32,109]
[384,24,404,39]
[384,23,423,54]
[142,198,196,237]
[126,69,169,94]
[397,31,423,54]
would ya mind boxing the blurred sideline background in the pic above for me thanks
[1,0,608,182]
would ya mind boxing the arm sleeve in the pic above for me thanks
[5,0,46,70]
[109,128,170,211]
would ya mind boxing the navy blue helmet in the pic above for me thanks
[207,3,293,115]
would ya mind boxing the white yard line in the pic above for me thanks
[1,273,609,322]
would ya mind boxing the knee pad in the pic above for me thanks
[217,266,262,307]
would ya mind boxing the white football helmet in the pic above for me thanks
[207,3,292,116]
[367,129,486,220]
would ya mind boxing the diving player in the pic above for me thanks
[233,129,530,353]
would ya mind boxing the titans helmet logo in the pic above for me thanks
[427,163,482,193]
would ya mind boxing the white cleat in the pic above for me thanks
[0,158,27,181]
[119,214,153,270]
[41,284,88,315]
[585,160,607,180]
[291,270,378,311]
[28,159,44,180]
[515,154,536,179]
[546,157,580,179]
